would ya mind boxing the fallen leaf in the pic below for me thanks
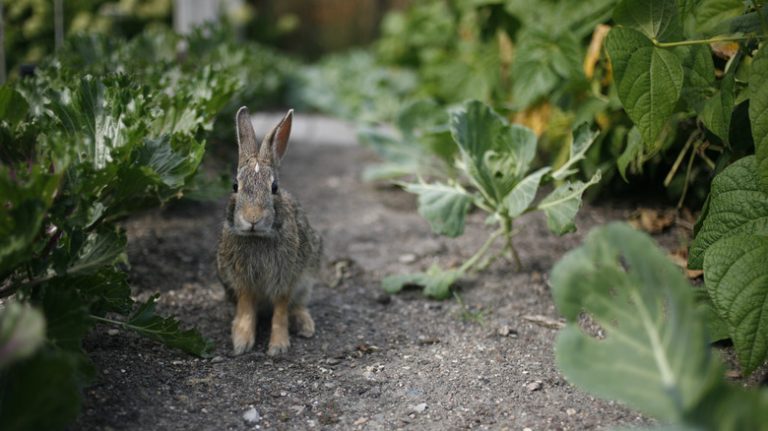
[628,208,676,233]
[584,24,612,79]
[669,246,704,279]
[522,314,565,329]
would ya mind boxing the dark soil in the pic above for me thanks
[74,130,721,430]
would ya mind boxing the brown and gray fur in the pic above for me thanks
[217,107,322,356]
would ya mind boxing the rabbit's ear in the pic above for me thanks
[261,109,293,163]
[236,106,259,165]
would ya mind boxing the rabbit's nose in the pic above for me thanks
[237,213,270,232]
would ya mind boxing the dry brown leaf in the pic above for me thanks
[669,246,704,279]
[628,208,676,234]
[512,102,551,137]
[711,41,740,60]
[522,314,565,329]
[584,24,611,79]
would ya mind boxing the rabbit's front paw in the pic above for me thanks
[267,331,290,356]
[231,316,255,356]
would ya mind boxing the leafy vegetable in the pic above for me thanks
[551,223,768,429]
[386,101,600,297]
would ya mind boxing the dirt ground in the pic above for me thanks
[73,118,709,430]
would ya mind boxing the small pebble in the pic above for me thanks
[398,253,417,264]
[243,406,260,423]
[326,358,342,366]
[566,408,577,416]
[107,329,119,336]
[526,381,543,392]
[410,403,427,414]
[497,325,516,337]
[210,356,225,364]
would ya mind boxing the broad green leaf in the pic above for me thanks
[701,66,735,143]
[510,29,581,108]
[403,182,473,237]
[537,171,602,235]
[0,85,30,127]
[450,100,507,201]
[0,348,89,431]
[675,44,716,113]
[503,168,551,218]
[382,264,461,299]
[0,165,62,278]
[552,123,599,180]
[65,228,127,276]
[695,0,745,33]
[749,46,768,190]
[123,294,213,357]
[450,101,539,201]
[689,156,768,268]
[613,0,682,41]
[606,28,684,147]
[550,223,722,421]
[704,233,768,375]
[0,303,45,369]
[617,127,643,181]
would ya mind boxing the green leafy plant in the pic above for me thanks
[383,101,600,299]
[605,0,768,206]
[551,222,768,430]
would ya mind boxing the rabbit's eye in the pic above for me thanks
[271,181,278,194]
[232,182,238,193]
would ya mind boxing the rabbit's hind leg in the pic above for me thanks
[232,289,257,356]
[291,306,315,338]
[267,297,291,356]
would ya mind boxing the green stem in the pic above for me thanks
[459,228,504,274]
[664,132,697,187]
[677,140,698,209]
[654,34,765,48]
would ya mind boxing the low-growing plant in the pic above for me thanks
[551,223,768,430]
[383,101,601,299]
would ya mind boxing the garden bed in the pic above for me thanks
[73,117,664,430]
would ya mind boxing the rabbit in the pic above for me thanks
[217,107,323,356]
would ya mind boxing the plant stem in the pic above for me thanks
[677,140,699,209]
[664,131,697,187]
[459,228,504,274]
[654,34,765,48]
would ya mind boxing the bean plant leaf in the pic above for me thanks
[0,303,46,369]
[689,156,768,269]
[617,127,643,181]
[537,171,602,235]
[504,168,551,218]
[382,264,461,299]
[703,233,768,375]
[694,0,745,33]
[606,28,684,147]
[124,294,212,357]
[675,44,716,113]
[403,182,473,237]
[749,46,768,190]
[700,66,735,143]
[550,223,722,421]
[613,0,682,41]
